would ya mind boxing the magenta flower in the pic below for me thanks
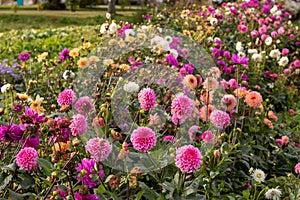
[85,138,112,162]
[74,192,100,200]
[210,110,230,129]
[57,89,76,106]
[171,95,195,124]
[166,54,179,67]
[238,24,248,33]
[130,127,156,152]
[74,96,95,116]
[163,135,175,143]
[138,88,156,111]
[0,126,8,140]
[295,163,300,174]
[59,48,70,62]
[75,158,99,188]
[175,145,202,173]
[6,124,24,142]
[18,52,30,62]
[69,114,87,136]
[16,147,38,171]
[201,130,214,143]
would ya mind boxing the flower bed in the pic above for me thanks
[0,0,299,199]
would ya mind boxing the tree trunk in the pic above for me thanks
[108,0,116,14]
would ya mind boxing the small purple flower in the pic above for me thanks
[232,54,249,65]
[59,48,70,62]
[6,124,24,142]
[166,54,178,67]
[76,158,99,188]
[13,103,23,112]
[19,52,30,62]
[74,192,100,200]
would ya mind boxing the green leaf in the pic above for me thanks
[8,190,33,200]
[0,174,13,192]
[2,163,16,172]
[135,189,145,200]
[36,158,53,176]
[139,181,160,200]
[20,176,34,190]
[242,190,250,199]
[97,183,106,194]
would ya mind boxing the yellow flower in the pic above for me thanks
[30,95,45,114]
[69,48,80,58]
[119,64,130,71]
[37,52,48,62]
[16,93,29,101]
[77,57,89,69]
[82,42,91,49]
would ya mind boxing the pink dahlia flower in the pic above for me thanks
[130,127,156,152]
[85,138,112,162]
[201,130,214,143]
[57,89,76,106]
[188,125,201,141]
[295,163,300,174]
[210,110,230,129]
[138,88,156,111]
[69,114,87,136]
[171,95,195,124]
[175,145,202,173]
[16,147,38,171]
[74,96,95,116]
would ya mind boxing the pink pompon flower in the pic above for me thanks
[171,94,195,124]
[163,135,175,143]
[295,163,300,174]
[238,24,248,33]
[85,138,112,162]
[16,147,38,171]
[201,130,214,143]
[138,88,156,111]
[290,109,295,116]
[175,145,202,173]
[57,89,76,106]
[69,114,87,136]
[130,127,156,152]
[188,125,201,141]
[74,96,95,116]
[210,110,230,129]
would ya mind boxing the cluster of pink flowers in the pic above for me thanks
[85,138,112,162]
[138,88,157,111]
[130,127,156,152]
[69,114,87,136]
[57,89,76,106]
[16,147,39,171]
[275,135,289,147]
[295,163,300,174]
[210,110,230,129]
[171,94,195,125]
[175,145,202,173]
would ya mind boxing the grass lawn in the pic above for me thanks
[0,9,145,32]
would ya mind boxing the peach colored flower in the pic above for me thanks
[245,91,263,108]
[183,74,198,89]
[221,94,237,111]
[77,57,89,69]
[200,91,213,104]
[268,111,278,121]
[199,104,215,122]
[263,118,274,129]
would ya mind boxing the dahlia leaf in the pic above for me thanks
[36,158,53,176]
